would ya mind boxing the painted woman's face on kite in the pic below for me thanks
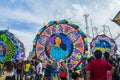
[55,37,61,46]
[50,36,68,60]
[33,20,88,69]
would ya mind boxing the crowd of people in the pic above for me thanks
[82,50,120,80]
[0,50,120,80]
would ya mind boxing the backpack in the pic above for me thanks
[17,63,22,71]
[59,65,67,78]
[59,71,67,78]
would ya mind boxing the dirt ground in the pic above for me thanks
[0,74,5,80]
[0,74,84,80]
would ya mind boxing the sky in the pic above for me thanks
[0,0,120,58]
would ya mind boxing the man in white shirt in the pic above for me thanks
[36,60,42,80]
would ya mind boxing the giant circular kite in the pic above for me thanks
[0,30,25,63]
[90,34,117,55]
[13,39,25,60]
[0,30,16,63]
[33,20,88,68]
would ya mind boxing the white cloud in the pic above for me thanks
[0,0,120,56]
[54,0,120,54]
[0,7,42,24]
[11,29,36,58]
[0,27,37,58]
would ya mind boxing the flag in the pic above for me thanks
[112,11,120,26]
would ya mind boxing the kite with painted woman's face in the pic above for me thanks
[90,34,117,55]
[33,20,88,69]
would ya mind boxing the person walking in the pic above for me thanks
[16,60,23,80]
[86,50,115,80]
[0,62,2,77]
[71,72,79,80]
[81,57,87,80]
[36,60,42,80]
[5,61,15,80]
[67,59,72,79]
[104,52,113,80]
[59,60,68,80]
[25,60,31,80]
[52,59,57,77]
[44,60,53,80]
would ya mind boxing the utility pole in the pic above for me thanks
[106,26,113,38]
[84,14,89,37]
[103,25,106,34]
[90,18,94,38]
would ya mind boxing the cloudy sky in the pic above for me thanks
[0,0,120,57]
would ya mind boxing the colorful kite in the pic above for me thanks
[13,39,25,60]
[0,30,25,63]
[90,34,117,55]
[112,11,120,26]
[0,30,16,63]
[33,20,88,68]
